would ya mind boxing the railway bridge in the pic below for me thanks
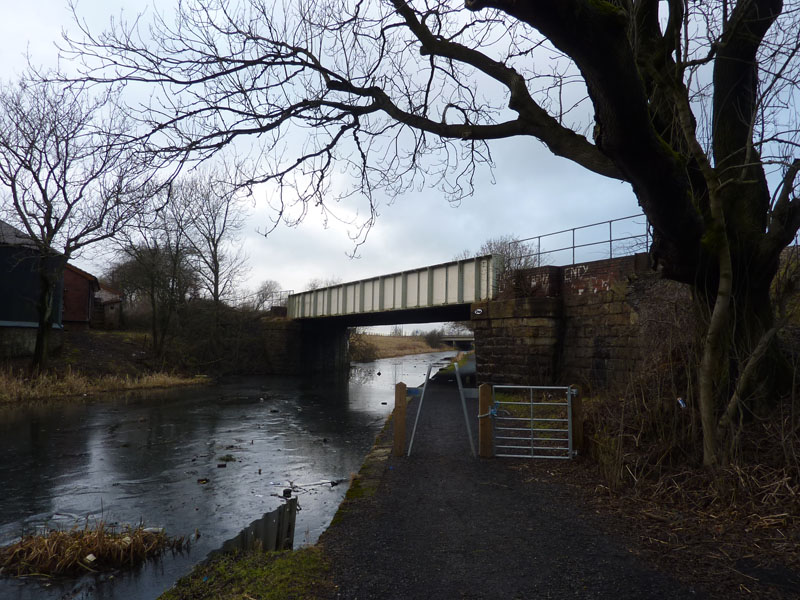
[263,255,500,373]
[261,215,670,389]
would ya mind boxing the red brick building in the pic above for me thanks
[62,264,100,330]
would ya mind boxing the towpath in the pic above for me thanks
[320,376,700,599]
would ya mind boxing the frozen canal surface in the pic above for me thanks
[0,351,453,600]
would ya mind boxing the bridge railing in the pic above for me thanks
[264,290,293,309]
[287,255,500,319]
[242,289,293,311]
[512,214,649,267]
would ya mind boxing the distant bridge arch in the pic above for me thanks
[440,334,474,351]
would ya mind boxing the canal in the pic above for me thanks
[0,351,453,599]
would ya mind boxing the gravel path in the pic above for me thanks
[321,377,702,599]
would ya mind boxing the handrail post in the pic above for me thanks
[455,363,476,457]
[537,235,542,265]
[478,384,493,458]
[570,385,582,456]
[407,366,432,457]
[393,382,407,457]
[571,228,575,264]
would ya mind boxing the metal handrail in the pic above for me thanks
[263,290,294,308]
[510,214,650,266]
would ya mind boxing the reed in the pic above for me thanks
[0,522,186,577]
[0,368,208,405]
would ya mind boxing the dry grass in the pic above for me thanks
[0,522,186,577]
[0,368,209,405]
[519,454,800,598]
[361,335,446,359]
[573,387,800,597]
[599,463,799,598]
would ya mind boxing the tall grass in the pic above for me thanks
[0,368,208,405]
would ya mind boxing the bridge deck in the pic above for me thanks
[287,255,499,321]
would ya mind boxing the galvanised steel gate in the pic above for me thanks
[492,385,577,459]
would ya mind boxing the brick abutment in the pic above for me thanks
[472,253,692,391]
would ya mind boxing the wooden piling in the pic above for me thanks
[478,383,493,458]
[393,382,407,457]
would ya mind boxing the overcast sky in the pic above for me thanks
[0,0,641,299]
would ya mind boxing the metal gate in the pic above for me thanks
[492,385,577,459]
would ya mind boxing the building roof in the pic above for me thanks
[65,263,100,290]
[0,220,38,249]
[96,283,122,304]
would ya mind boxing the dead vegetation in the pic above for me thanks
[349,333,446,361]
[581,457,800,598]
[0,522,186,578]
[0,367,208,405]
[567,305,800,598]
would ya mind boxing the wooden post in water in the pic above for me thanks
[570,385,583,455]
[278,497,298,550]
[478,383,493,458]
[393,382,407,457]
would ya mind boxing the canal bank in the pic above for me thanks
[162,375,696,600]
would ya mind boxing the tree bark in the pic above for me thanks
[31,255,66,373]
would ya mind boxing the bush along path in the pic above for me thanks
[318,377,696,600]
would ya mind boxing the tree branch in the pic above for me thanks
[467,0,704,281]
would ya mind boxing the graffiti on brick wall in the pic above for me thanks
[563,264,616,295]
[563,264,588,281]
[529,272,550,290]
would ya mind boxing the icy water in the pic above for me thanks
[0,351,454,600]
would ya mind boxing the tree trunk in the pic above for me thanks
[696,244,780,466]
[697,213,733,467]
[149,284,161,358]
[31,255,65,373]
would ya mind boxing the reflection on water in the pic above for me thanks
[0,351,453,600]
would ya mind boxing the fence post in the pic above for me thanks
[393,382,407,457]
[570,385,583,455]
[478,383,493,458]
[278,497,298,550]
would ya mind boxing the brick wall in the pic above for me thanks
[472,298,561,385]
[260,317,350,376]
[473,253,692,392]
[260,317,304,374]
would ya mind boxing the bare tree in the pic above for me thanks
[252,279,283,311]
[0,74,151,370]
[456,235,544,269]
[454,235,545,309]
[306,277,343,291]
[174,171,249,324]
[111,185,198,359]
[68,1,800,465]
